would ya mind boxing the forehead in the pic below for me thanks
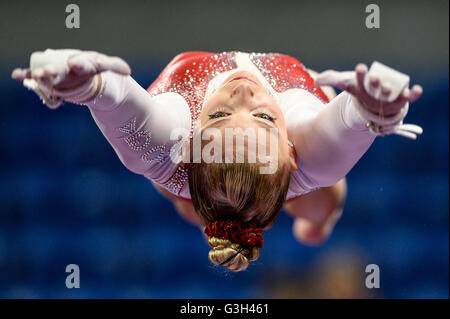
[204,88,281,112]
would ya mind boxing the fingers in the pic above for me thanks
[67,54,97,76]
[13,64,62,87]
[369,74,380,88]
[355,63,368,88]
[407,84,423,103]
[95,55,131,75]
[393,84,423,106]
[315,70,356,91]
[314,70,337,86]
[380,82,392,97]
[13,50,132,97]
[368,74,393,99]
[68,52,131,77]
[11,68,31,80]
[398,123,423,136]
[33,65,61,86]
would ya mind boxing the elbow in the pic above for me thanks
[119,154,147,176]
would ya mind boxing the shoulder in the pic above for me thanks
[151,91,188,106]
[276,88,326,119]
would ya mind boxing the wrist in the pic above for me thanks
[351,96,409,136]
[78,74,102,103]
[53,74,102,104]
[353,96,408,124]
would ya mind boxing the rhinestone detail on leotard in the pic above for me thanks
[249,53,328,103]
[145,51,328,197]
[146,52,238,195]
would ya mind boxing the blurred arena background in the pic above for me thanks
[0,0,448,298]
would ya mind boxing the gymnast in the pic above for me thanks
[12,49,423,271]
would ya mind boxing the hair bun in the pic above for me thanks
[208,237,260,272]
[204,220,264,248]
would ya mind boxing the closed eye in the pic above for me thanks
[208,111,231,119]
[254,113,276,122]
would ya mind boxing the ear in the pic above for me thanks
[288,143,298,171]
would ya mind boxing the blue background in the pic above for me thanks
[0,66,447,299]
[0,0,448,299]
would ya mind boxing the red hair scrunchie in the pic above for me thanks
[204,220,264,248]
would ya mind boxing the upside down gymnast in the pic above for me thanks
[12,49,423,272]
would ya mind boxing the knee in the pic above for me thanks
[293,208,343,246]
[293,218,329,246]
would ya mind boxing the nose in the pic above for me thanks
[231,82,254,100]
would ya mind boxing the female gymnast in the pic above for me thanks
[12,49,423,272]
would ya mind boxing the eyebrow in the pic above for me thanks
[252,117,277,129]
[203,117,232,130]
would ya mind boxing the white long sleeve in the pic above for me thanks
[284,89,376,196]
[85,71,191,185]
[83,69,376,200]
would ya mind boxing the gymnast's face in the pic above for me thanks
[196,70,297,171]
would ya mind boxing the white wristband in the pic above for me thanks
[23,74,101,108]
[352,97,423,140]
[52,74,101,104]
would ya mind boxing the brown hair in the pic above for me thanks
[186,147,291,271]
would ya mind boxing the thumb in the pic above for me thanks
[93,54,131,75]
[68,52,131,77]
[315,70,355,91]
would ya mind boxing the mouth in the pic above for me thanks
[228,76,258,84]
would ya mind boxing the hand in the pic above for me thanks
[11,49,132,109]
[315,63,423,116]
[12,49,131,90]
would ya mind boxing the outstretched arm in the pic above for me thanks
[84,71,190,178]
[290,62,423,189]
[12,49,191,182]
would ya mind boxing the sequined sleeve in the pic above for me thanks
[285,90,376,195]
[84,71,191,184]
